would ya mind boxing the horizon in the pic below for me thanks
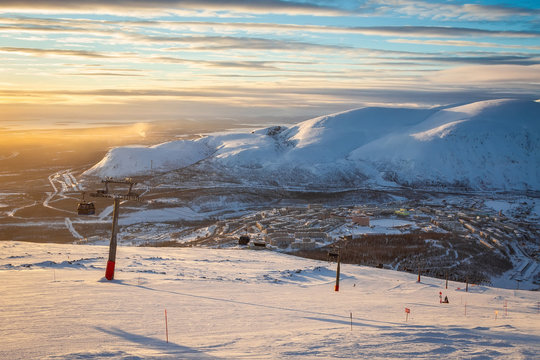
[1,0,539,131]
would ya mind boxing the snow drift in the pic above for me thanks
[84,99,540,191]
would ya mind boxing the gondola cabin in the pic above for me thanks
[77,192,95,215]
[77,201,95,215]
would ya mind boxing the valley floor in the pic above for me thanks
[1,241,539,359]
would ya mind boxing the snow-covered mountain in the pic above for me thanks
[84,99,540,191]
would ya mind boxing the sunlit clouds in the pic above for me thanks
[0,0,539,128]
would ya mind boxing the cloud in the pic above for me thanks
[2,85,538,128]
[0,0,348,16]
[121,32,351,52]
[148,55,305,70]
[350,26,539,38]
[3,0,538,21]
[389,38,540,51]
[405,54,540,66]
[3,16,539,40]
[0,46,113,58]
[3,81,538,102]
[429,64,540,85]
[368,0,539,21]
[0,46,311,70]
[62,72,144,77]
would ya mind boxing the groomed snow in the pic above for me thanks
[84,99,540,191]
[1,241,539,359]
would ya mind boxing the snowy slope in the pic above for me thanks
[87,139,214,176]
[84,99,540,190]
[350,99,540,189]
[1,241,539,359]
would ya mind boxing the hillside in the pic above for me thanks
[84,99,540,191]
[1,241,539,359]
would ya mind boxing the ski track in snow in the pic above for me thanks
[41,169,94,241]
[44,169,80,214]
[7,201,37,218]
[65,217,84,241]
[98,204,114,220]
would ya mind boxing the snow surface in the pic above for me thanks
[84,99,540,191]
[484,198,540,219]
[329,219,416,237]
[88,140,214,176]
[1,241,539,359]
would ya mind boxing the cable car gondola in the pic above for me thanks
[77,192,95,215]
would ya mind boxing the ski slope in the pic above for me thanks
[1,241,539,359]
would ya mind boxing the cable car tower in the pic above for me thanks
[90,177,141,280]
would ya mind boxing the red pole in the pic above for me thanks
[417,266,421,283]
[165,309,169,343]
[334,255,341,292]
[105,197,120,280]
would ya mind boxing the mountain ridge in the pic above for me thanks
[84,99,540,191]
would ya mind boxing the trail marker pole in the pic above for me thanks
[334,255,341,292]
[445,271,448,289]
[495,310,498,320]
[466,277,469,292]
[417,266,421,283]
[164,309,169,343]
[350,312,353,331]
[405,307,410,322]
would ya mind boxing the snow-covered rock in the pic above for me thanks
[84,99,540,191]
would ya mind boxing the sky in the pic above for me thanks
[1,0,539,130]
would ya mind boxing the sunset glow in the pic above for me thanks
[1,0,539,129]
